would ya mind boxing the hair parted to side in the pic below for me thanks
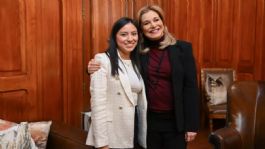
[105,17,141,78]
[137,5,176,53]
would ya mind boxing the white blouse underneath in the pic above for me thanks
[120,59,142,104]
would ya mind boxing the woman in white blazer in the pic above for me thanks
[86,17,147,149]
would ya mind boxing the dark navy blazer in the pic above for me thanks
[140,40,200,132]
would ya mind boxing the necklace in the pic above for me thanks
[148,50,166,89]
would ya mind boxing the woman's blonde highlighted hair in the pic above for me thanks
[137,5,176,53]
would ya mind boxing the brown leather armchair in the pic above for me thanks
[209,81,265,149]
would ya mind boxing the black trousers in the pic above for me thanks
[146,111,186,149]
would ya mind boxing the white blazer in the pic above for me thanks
[86,53,147,148]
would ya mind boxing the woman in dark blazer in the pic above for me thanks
[136,5,199,149]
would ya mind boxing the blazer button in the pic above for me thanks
[117,92,121,95]
[115,75,119,80]
[119,106,123,110]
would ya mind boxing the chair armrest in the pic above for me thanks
[208,127,242,149]
[46,122,91,149]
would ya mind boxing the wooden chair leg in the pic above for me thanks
[209,119,213,132]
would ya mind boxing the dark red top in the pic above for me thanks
[147,47,174,112]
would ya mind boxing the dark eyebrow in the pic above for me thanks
[142,19,150,23]
[119,31,128,34]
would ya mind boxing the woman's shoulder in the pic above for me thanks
[94,53,109,60]
[176,40,192,48]
[94,52,107,59]
[172,40,192,52]
[94,53,110,65]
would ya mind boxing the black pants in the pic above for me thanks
[147,111,186,149]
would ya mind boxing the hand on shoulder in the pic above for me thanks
[87,58,101,74]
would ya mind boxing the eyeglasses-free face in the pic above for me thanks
[140,10,164,41]
[116,23,138,59]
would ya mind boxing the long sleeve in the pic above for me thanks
[90,54,109,147]
[182,42,200,132]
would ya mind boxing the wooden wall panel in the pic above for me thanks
[0,0,84,128]
[233,0,257,80]
[200,0,215,67]
[83,0,92,113]
[162,0,214,70]
[61,0,83,127]
[133,0,162,18]
[0,90,29,122]
[35,0,63,122]
[186,0,203,60]
[0,0,23,74]
[90,0,127,56]
[0,0,39,122]
[255,0,264,80]
[215,0,234,67]
[163,0,188,39]
[260,0,265,80]
[161,0,262,81]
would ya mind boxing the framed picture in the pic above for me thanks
[201,68,236,105]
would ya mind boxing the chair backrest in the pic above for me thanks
[227,81,265,148]
[201,68,236,106]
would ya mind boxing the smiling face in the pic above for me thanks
[140,10,164,40]
[116,23,138,59]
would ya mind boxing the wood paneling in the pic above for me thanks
[90,0,127,56]
[215,0,234,67]
[199,0,215,67]
[0,0,38,122]
[0,90,29,122]
[61,0,83,127]
[0,0,84,128]
[133,0,162,18]
[233,0,257,80]
[83,0,92,113]
[255,0,264,80]
[1,0,264,128]
[161,0,263,81]
[0,0,22,75]
[35,0,63,122]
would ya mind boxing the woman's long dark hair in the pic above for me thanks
[105,17,141,78]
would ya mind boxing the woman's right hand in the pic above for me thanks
[87,59,101,74]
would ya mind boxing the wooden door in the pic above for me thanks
[0,0,84,127]
[0,0,39,122]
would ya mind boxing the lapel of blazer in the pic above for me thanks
[168,43,180,67]
[118,61,136,106]
[140,53,149,82]
[168,42,184,101]
[168,41,184,71]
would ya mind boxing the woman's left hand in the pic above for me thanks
[185,132,197,142]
